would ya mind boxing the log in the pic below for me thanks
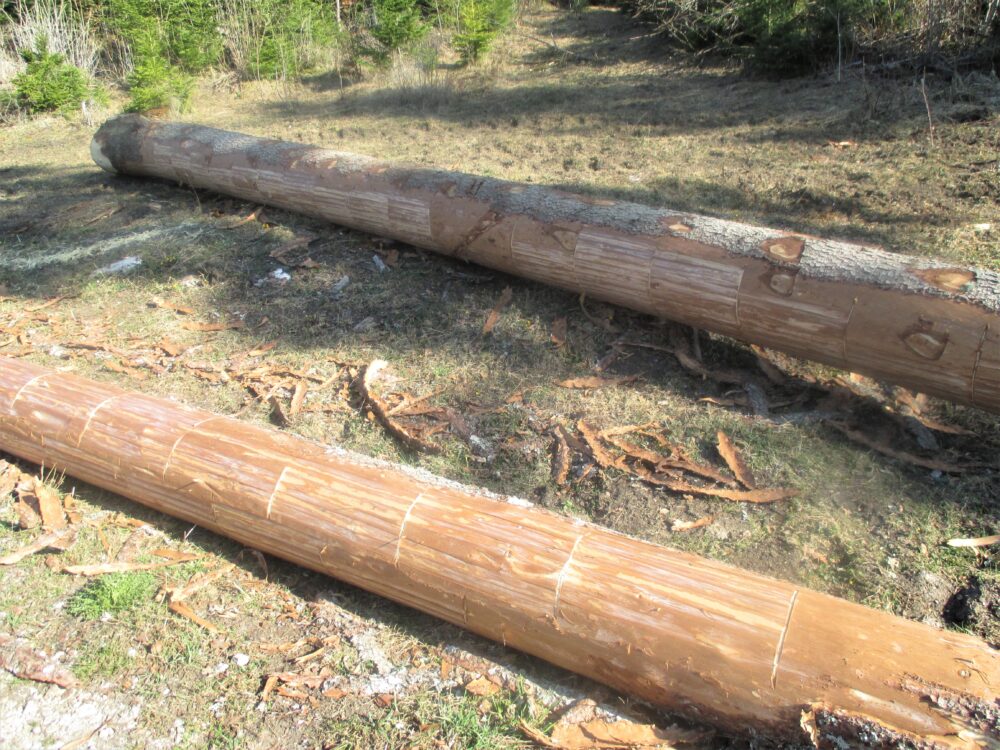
[1,356,997,747]
[90,115,1000,413]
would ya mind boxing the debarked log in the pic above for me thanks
[90,115,1000,413]
[1,356,997,747]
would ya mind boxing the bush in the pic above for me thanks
[453,0,516,64]
[124,38,194,111]
[359,0,428,63]
[11,36,94,112]
[102,0,222,73]
[618,0,1000,75]
[218,0,342,80]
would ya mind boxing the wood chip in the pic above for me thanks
[156,339,186,357]
[246,342,277,357]
[359,360,440,454]
[150,548,201,562]
[292,646,326,664]
[947,535,1000,548]
[168,600,219,632]
[551,317,567,348]
[269,395,290,426]
[225,205,264,228]
[604,435,665,466]
[163,562,236,603]
[0,527,76,565]
[577,420,622,470]
[827,422,972,473]
[634,466,796,503]
[0,633,77,688]
[25,295,75,312]
[63,558,197,576]
[261,673,280,700]
[181,320,245,332]
[14,490,42,530]
[290,381,308,416]
[671,516,714,532]
[33,482,67,530]
[551,718,702,749]
[464,676,500,697]
[716,431,757,489]
[482,286,513,335]
[148,298,194,315]
[552,426,572,485]
[558,375,638,390]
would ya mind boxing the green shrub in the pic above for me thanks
[11,37,96,113]
[67,571,157,619]
[123,28,194,111]
[103,0,222,73]
[359,0,428,63]
[218,0,342,80]
[453,0,515,63]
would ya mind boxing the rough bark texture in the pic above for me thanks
[1,357,997,746]
[91,115,1000,413]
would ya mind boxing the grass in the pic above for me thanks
[73,639,133,680]
[0,2,998,747]
[66,571,157,618]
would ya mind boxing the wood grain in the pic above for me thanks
[1,357,997,746]
[91,115,1000,413]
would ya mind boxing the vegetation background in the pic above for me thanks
[1,0,998,116]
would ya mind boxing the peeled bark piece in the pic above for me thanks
[1,358,998,746]
[0,633,77,688]
[91,115,1000,412]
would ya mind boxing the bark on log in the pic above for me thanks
[90,115,1000,413]
[1,356,997,747]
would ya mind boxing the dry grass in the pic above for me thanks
[1,4,999,748]
[1,0,100,78]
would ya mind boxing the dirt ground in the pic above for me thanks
[1,3,999,748]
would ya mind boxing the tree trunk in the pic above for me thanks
[91,115,1000,413]
[1,356,997,747]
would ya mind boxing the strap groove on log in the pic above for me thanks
[1,357,997,746]
[91,114,1000,412]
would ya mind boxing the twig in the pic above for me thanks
[521,33,595,62]
[920,71,935,147]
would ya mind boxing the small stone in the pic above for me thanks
[232,653,250,668]
[330,275,350,296]
[93,256,142,276]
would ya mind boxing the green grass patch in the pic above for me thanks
[73,639,132,680]
[67,571,157,619]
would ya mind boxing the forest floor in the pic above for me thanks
[1,3,999,748]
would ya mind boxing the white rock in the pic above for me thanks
[330,275,350,296]
[372,254,389,273]
[232,653,250,668]
[93,256,142,276]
